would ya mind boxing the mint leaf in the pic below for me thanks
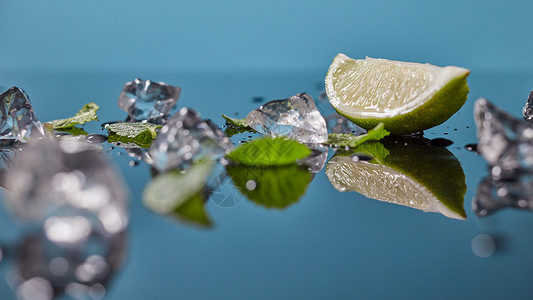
[173,189,212,227]
[227,164,310,209]
[143,161,213,227]
[55,126,89,136]
[222,114,248,128]
[334,141,390,165]
[226,137,311,167]
[222,114,256,137]
[325,122,390,148]
[106,122,161,148]
[47,102,100,129]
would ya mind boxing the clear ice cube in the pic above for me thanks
[474,98,533,178]
[149,107,234,172]
[473,174,533,216]
[325,113,365,134]
[522,90,533,121]
[118,78,181,121]
[12,229,126,300]
[245,93,328,144]
[3,139,129,236]
[0,87,44,142]
[299,145,328,173]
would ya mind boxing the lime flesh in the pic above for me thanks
[325,54,470,134]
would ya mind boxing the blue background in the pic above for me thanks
[2,1,533,300]
[1,0,533,73]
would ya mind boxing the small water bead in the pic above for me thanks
[351,154,372,162]
[85,134,107,144]
[429,138,453,147]
[464,143,478,152]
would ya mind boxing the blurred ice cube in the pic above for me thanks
[118,78,181,121]
[473,174,533,216]
[0,87,44,142]
[3,139,129,236]
[474,98,533,178]
[522,90,533,121]
[149,107,233,172]
[13,230,126,300]
[246,93,328,144]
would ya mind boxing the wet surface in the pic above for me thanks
[0,71,533,299]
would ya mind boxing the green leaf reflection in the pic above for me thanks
[325,122,390,148]
[55,126,89,136]
[143,161,213,227]
[227,164,311,209]
[222,114,255,137]
[326,137,467,220]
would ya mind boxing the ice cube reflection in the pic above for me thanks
[3,139,129,235]
[11,230,126,300]
[0,137,129,299]
[473,98,533,216]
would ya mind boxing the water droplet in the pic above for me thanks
[472,234,496,258]
[464,143,478,152]
[252,96,265,103]
[85,134,107,144]
[55,132,70,138]
[351,154,372,162]
[245,180,257,191]
[429,138,453,147]
[128,160,139,167]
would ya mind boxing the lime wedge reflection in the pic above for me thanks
[326,138,467,219]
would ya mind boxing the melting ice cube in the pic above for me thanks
[522,90,533,121]
[474,98,533,178]
[473,175,533,217]
[118,78,181,121]
[149,107,233,172]
[299,145,328,174]
[3,139,129,236]
[245,93,328,144]
[0,87,44,142]
[325,113,365,135]
[12,230,126,300]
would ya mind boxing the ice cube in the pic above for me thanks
[473,175,533,216]
[299,145,328,173]
[522,90,533,121]
[0,87,44,142]
[245,93,328,144]
[325,113,365,134]
[474,98,533,178]
[12,230,125,300]
[149,107,233,172]
[118,78,181,121]
[3,139,129,235]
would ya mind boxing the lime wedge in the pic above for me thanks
[325,54,470,134]
[325,138,467,219]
